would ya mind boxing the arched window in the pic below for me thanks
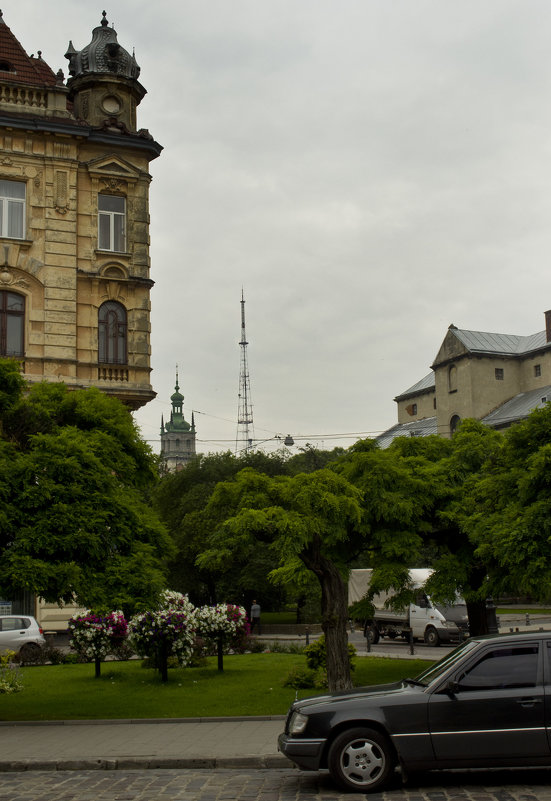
[448,364,457,392]
[0,290,24,356]
[98,301,127,364]
[450,415,461,435]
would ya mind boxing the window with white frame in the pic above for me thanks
[0,290,24,356]
[98,194,125,252]
[0,180,25,239]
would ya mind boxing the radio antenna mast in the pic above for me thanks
[236,290,254,453]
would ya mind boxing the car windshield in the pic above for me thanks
[413,639,480,686]
[433,601,468,623]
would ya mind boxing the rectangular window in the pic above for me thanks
[495,368,504,380]
[98,194,125,252]
[535,364,542,377]
[0,180,25,239]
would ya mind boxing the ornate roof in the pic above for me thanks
[65,11,140,80]
[0,11,58,86]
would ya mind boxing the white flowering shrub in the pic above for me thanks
[128,610,195,668]
[158,589,196,616]
[68,611,127,662]
[195,604,248,639]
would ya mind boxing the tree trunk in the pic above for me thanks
[301,541,352,692]
[466,597,490,636]
[94,657,101,678]
[159,641,168,683]
[217,637,224,672]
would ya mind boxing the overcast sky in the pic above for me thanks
[6,1,551,455]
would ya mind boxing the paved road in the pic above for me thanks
[2,767,551,800]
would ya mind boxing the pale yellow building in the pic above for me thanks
[378,310,551,446]
[0,11,162,409]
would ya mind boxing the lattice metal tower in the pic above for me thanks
[236,290,255,453]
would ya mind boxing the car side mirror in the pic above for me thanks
[446,679,460,696]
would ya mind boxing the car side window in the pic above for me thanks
[456,646,539,691]
[1,617,24,631]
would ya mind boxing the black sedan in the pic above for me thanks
[278,630,551,792]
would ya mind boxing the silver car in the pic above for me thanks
[0,615,46,659]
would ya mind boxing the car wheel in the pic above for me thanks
[424,626,440,647]
[19,643,40,662]
[364,625,380,645]
[328,727,394,792]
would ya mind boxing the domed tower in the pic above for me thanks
[65,10,144,132]
[160,371,197,472]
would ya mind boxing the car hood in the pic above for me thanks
[294,681,406,713]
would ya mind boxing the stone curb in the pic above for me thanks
[0,755,290,772]
[0,715,286,727]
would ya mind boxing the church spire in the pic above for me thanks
[159,367,197,472]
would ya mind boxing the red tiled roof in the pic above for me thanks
[0,13,57,86]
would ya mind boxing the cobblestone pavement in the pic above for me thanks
[2,767,551,800]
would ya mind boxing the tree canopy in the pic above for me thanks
[0,359,171,613]
[198,466,363,690]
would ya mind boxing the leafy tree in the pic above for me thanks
[197,467,363,691]
[460,405,551,604]
[154,450,294,606]
[332,438,447,600]
[333,432,504,636]
[286,444,345,474]
[0,362,171,613]
[414,421,505,634]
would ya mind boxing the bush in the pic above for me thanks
[268,640,305,654]
[61,652,81,664]
[17,646,48,666]
[246,637,266,653]
[304,636,356,672]
[283,665,328,690]
[283,666,317,689]
[43,646,66,665]
[0,650,23,694]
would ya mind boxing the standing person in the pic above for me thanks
[250,600,261,635]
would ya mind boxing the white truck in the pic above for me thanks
[348,568,469,646]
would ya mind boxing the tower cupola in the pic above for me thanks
[64,11,146,131]
[160,370,197,472]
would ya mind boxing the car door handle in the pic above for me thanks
[517,697,542,707]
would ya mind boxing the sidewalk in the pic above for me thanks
[0,717,288,772]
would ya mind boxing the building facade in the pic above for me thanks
[160,372,197,472]
[378,310,551,447]
[0,11,162,409]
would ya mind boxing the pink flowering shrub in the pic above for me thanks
[68,611,127,661]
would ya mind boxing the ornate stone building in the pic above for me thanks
[160,371,197,472]
[0,11,162,409]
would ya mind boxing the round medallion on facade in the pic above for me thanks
[101,94,122,115]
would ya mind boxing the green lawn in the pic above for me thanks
[1,653,433,721]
